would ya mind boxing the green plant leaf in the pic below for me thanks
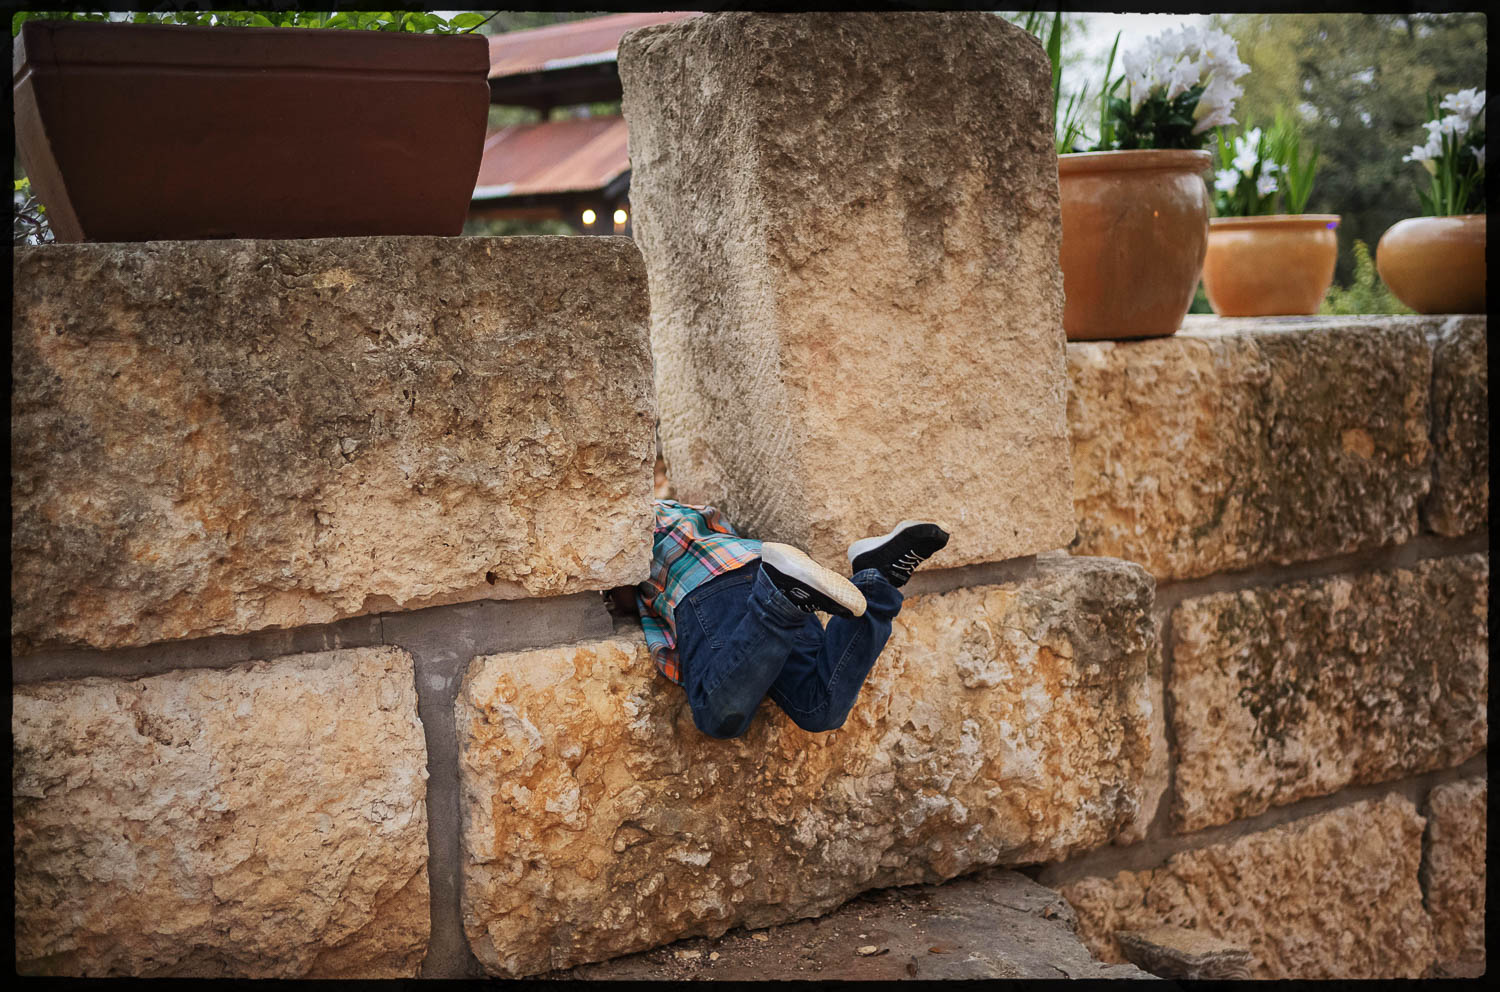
[451,12,486,29]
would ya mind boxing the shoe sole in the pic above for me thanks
[847,519,950,567]
[760,542,868,617]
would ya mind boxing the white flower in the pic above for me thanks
[1214,168,1241,193]
[1164,56,1200,100]
[1436,113,1469,137]
[1192,73,1244,134]
[1473,144,1486,169]
[1231,128,1263,173]
[1119,25,1246,131]
[1255,171,1279,196]
[1440,88,1486,123]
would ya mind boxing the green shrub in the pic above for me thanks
[1319,239,1413,315]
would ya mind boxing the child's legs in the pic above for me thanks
[677,563,820,739]
[767,568,903,732]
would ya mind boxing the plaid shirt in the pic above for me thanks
[636,499,762,683]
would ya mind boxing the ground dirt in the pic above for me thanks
[540,866,1154,981]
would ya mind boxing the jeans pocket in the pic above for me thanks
[686,568,755,654]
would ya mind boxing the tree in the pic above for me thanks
[1212,12,1487,285]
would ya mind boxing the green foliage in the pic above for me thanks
[1213,113,1321,216]
[12,176,53,246]
[1212,125,1277,216]
[1409,92,1486,217]
[1003,10,1094,153]
[1215,11,1487,284]
[1268,109,1320,214]
[463,214,576,238]
[1319,239,1413,315]
[1106,85,1209,150]
[12,9,498,36]
[1094,33,1124,152]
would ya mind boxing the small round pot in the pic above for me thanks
[1201,214,1341,317]
[1376,215,1487,314]
[1058,148,1213,340]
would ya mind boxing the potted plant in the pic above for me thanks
[1200,112,1339,316]
[12,9,493,242]
[1376,88,1486,314]
[1057,25,1249,340]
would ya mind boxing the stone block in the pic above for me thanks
[1423,315,1488,536]
[1422,777,1486,977]
[11,237,654,655]
[1114,926,1254,980]
[456,556,1156,976]
[1168,554,1487,831]
[620,12,1074,572]
[1060,794,1436,979]
[12,646,430,977]
[1068,316,1433,581]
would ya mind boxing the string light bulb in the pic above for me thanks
[613,208,628,226]
[582,208,597,225]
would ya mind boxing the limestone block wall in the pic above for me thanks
[11,233,1163,979]
[10,237,654,978]
[12,237,655,654]
[1048,314,1488,980]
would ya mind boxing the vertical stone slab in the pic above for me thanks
[1423,315,1488,537]
[1060,795,1436,979]
[12,646,430,977]
[1422,777,1486,977]
[11,237,655,655]
[620,12,1072,571]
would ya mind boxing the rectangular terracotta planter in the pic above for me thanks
[13,20,491,241]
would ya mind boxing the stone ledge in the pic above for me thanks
[1068,315,1448,581]
[12,646,430,977]
[456,556,1158,976]
[1167,553,1488,832]
[1060,794,1436,979]
[11,236,655,655]
[1423,315,1488,537]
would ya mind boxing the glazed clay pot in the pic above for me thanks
[1376,215,1487,314]
[1058,149,1213,340]
[13,20,490,241]
[1201,214,1341,317]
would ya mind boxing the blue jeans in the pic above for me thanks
[675,561,904,739]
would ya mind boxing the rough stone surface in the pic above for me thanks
[554,868,1153,980]
[11,237,655,654]
[1068,316,1433,581]
[1060,794,1436,979]
[12,646,430,977]
[1423,315,1488,537]
[1114,925,1254,979]
[621,12,1074,572]
[1168,554,1488,831]
[457,556,1157,976]
[1422,777,1486,977]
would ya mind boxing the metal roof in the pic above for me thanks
[472,115,629,200]
[487,11,698,80]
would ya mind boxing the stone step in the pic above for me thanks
[545,867,1153,981]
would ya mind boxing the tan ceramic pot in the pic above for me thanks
[1376,215,1487,314]
[1058,148,1213,340]
[1201,214,1341,317]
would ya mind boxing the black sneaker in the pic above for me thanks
[759,542,867,618]
[847,520,950,587]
